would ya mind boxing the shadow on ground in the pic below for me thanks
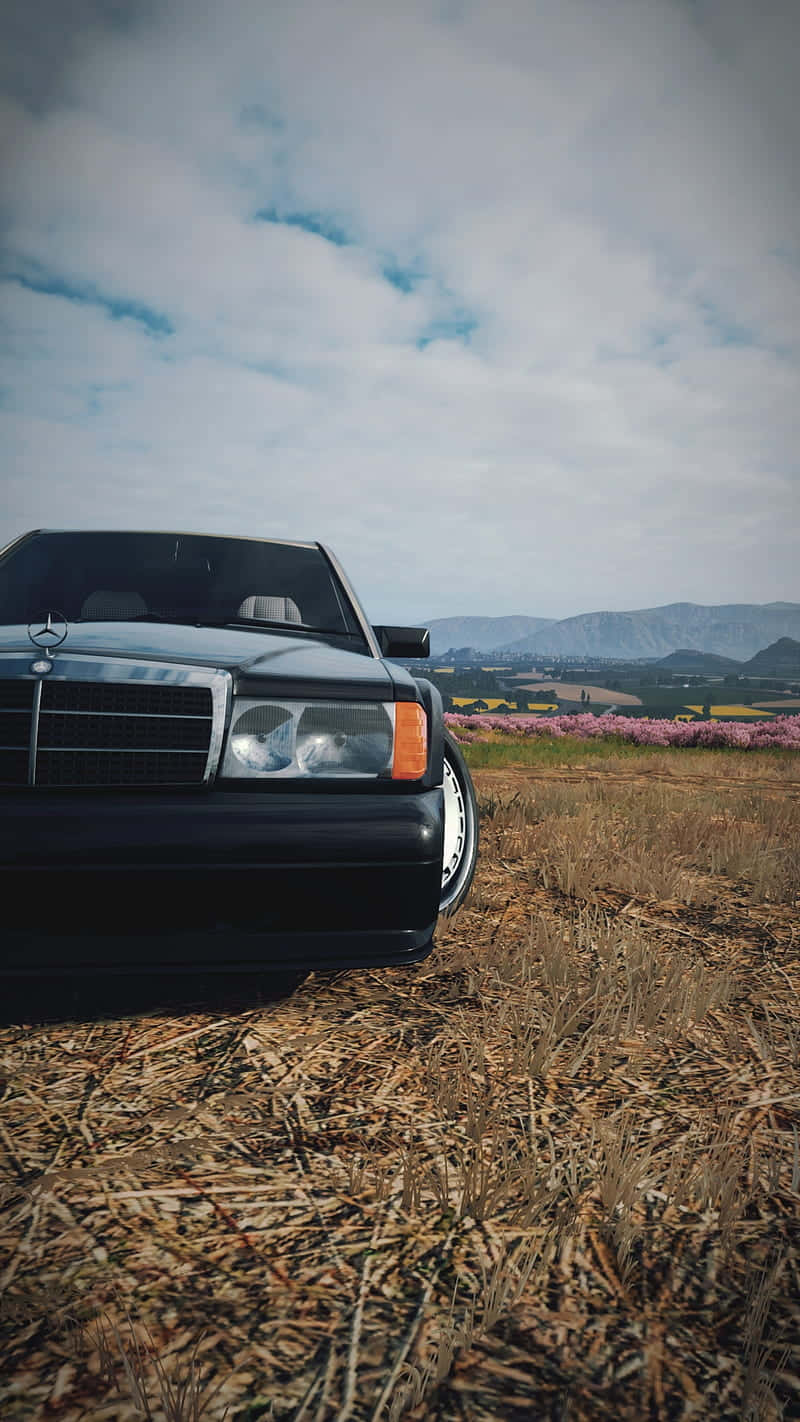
[0,969,308,1027]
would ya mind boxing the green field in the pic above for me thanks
[633,684,767,708]
[458,731,799,773]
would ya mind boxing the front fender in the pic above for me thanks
[412,677,444,789]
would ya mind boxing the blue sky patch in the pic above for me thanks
[239,103,285,132]
[643,324,681,364]
[416,312,478,349]
[435,0,470,21]
[86,381,131,415]
[697,298,754,348]
[771,244,800,271]
[241,358,306,385]
[382,261,425,293]
[4,268,174,336]
[254,207,350,246]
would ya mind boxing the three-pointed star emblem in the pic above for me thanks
[28,611,69,650]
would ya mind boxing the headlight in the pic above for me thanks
[228,704,294,772]
[220,699,427,779]
[295,704,392,775]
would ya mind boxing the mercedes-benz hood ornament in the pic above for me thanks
[28,611,69,651]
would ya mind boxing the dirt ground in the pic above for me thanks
[1,757,798,1421]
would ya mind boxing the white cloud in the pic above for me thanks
[0,0,798,624]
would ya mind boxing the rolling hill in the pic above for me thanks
[740,637,800,677]
[655,649,743,674]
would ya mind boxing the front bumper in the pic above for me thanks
[0,788,444,974]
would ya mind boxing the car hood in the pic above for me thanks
[0,621,397,695]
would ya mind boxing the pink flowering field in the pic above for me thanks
[444,710,800,750]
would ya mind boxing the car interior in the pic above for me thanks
[77,589,304,624]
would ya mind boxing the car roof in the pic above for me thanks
[21,528,319,550]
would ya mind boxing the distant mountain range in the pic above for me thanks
[425,603,800,661]
[426,615,556,656]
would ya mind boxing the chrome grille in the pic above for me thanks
[43,681,214,716]
[0,681,34,785]
[39,707,211,750]
[0,667,227,787]
[35,748,209,787]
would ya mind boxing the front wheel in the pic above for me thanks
[256,970,308,1002]
[439,728,480,916]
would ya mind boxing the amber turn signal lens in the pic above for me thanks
[392,702,428,779]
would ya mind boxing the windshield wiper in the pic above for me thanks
[77,613,199,626]
[75,613,357,636]
[220,618,357,636]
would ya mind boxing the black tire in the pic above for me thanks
[439,727,480,916]
[256,971,309,1002]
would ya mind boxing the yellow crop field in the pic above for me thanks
[451,699,560,712]
[451,697,516,709]
[684,705,774,718]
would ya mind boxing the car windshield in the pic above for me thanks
[0,531,367,646]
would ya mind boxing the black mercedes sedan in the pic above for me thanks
[0,529,478,981]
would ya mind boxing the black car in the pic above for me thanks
[0,529,479,982]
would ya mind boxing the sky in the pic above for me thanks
[1,0,798,626]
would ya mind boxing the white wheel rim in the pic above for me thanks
[441,754,467,893]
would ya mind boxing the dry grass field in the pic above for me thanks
[512,681,643,707]
[1,745,799,1421]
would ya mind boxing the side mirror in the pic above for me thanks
[373,625,430,658]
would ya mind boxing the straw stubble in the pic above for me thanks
[0,748,798,1420]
